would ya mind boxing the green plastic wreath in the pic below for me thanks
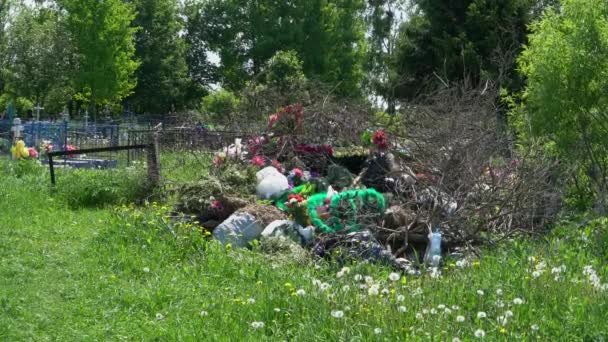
[307,189,386,233]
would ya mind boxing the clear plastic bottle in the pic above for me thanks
[425,230,442,267]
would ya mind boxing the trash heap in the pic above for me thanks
[174,104,465,273]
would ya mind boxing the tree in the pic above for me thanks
[3,6,71,110]
[183,0,216,102]
[0,0,12,94]
[191,0,366,97]
[128,0,190,114]
[58,0,139,115]
[392,0,557,100]
[200,89,240,127]
[364,0,408,114]
[517,0,608,212]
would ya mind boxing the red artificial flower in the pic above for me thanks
[251,155,266,167]
[372,130,389,150]
[288,194,304,202]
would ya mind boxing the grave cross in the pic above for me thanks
[34,103,44,122]
[84,109,89,128]
[11,117,23,143]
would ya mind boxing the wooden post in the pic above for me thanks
[146,129,161,187]
[49,154,56,186]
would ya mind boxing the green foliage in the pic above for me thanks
[58,0,140,110]
[0,158,45,179]
[54,167,149,208]
[364,0,407,113]
[0,93,32,116]
[129,0,191,114]
[264,50,307,92]
[517,0,608,211]
[194,0,366,97]
[3,6,71,107]
[392,0,555,99]
[200,90,240,126]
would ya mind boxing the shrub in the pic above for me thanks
[0,158,45,179]
[200,90,240,127]
[55,167,149,208]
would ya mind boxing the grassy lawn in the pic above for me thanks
[1,160,607,340]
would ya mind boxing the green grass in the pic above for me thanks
[1,160,607,340]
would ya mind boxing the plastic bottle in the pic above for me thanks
[425,230,442,267]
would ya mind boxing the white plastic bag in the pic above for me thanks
[256,167,289,199]
[213,212,263,248]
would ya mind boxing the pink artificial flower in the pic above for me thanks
[292,168,304,178]
[211,200,223,211]
[271,159,283,172]
[251,155,266,167]
[28,147,38,159]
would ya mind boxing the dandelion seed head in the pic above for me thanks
[247,298,256,304]
[389,272,400,281]
[331,310,344,318]
[531,324,539,331]
[456,315,465,322]
[143,267,150,273]
[374,328,382,334]
[474,329,486,338]
[505,310,514,317]
[477,311,487,319]
[296,289,306,296]
[477,290,485,296]
[397,294,405,302]
[513,298,524,305]
[496,288,503,296]
[250,321,265,329]
[354,274,363,281]
[155,313,164,320]
[199,310,209,317]
[398,306,407,312]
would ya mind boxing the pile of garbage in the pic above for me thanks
[173,105,470,273]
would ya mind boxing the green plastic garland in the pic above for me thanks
[307,189,386,233]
